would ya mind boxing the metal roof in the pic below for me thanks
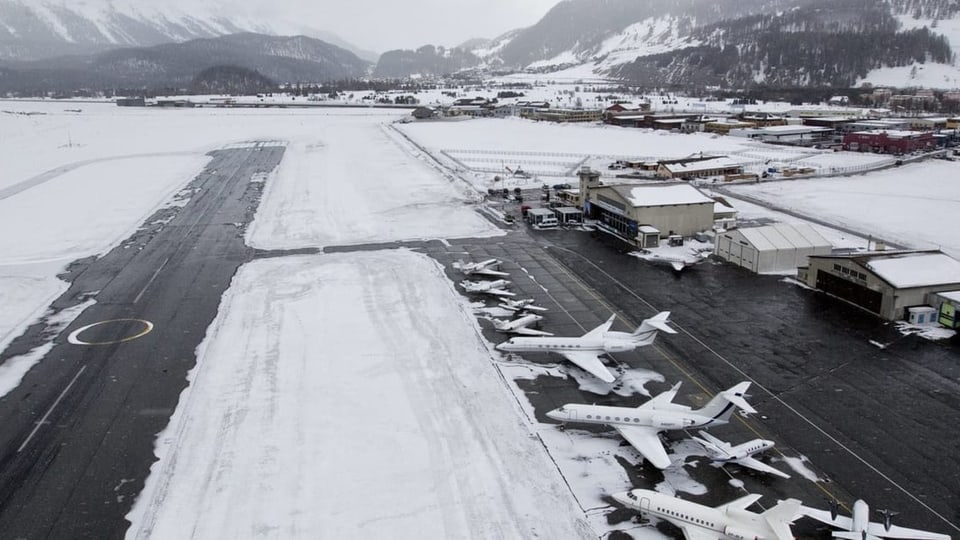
[735,223,831,252]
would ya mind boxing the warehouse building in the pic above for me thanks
[657,156,744,180]
[799,250,960,321]
[715,223,832,274]
[582,180,715,243]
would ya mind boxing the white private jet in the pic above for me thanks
[613,489,800,540]
[460,279,515,297]
[492,313,554,336]
[498,298,547,313]
[453,258,509,278]
[494,312,675,383]
[801,499,951,540]
[691,430,791,479]
[545,381,756,469]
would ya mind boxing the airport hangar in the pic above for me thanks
[714,223,833,274]
[575,167,720,247]
[797,249,960,321]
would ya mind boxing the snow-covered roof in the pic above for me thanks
[934,290,960,303]
[614,183,714,207]
[851,129,925,138]
[863,252,960,288]
[662,157,743,174]
[752,125,833,135]
[734,223,831,252]
[638,225,660,234]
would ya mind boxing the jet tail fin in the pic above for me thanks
[720,381,757,414]
[634,311,675,335]
[763,499,801,540]
[696,381,756,424]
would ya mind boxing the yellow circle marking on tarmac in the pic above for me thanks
[67,319,154,346]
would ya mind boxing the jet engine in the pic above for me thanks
[604,341,634,353]
[649,414,695,429]
[724,526,764,540]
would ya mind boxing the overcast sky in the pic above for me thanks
[215,0,561,52]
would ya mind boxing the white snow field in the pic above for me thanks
[728,160,960,258]
[246,119,498,249]
[125,250,593,540]
[0,101,499,375]
[399,116,754,159]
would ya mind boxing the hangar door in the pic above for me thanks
[721,240,757,272]
[816,271,882,314]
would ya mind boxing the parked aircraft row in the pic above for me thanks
[452,259,951,540]
[614,489,950,540]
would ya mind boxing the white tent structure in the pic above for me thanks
[715,223,832,274]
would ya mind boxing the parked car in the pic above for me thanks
[552,183,572,190]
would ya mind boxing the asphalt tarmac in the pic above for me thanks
[421,221,960,539]
[0,144,284,538]
[0,155,957,539]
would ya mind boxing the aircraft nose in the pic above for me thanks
[545,408,561,420]
[611,491,635,508]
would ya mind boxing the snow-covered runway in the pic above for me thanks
[126,250,592,539]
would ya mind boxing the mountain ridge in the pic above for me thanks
[0,32,371,94]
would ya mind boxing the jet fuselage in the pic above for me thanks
[495,334,636,354]
[614,489,789,540]
[545,403,724,431]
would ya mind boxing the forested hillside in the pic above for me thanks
[613,0,954,87]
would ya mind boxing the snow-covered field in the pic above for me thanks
[126,250,592,539]
[727,160,960,258]
[0,101,499,357]
[246,122,496,249]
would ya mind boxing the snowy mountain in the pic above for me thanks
[0,0,376,63]
[375,0,960,89]
[0,33,371,94]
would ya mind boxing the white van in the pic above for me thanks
[537,216,559,228]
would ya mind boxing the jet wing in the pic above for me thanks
[642,381,682,408]
[865,523,951,540]
[735,456,791,479]
[512,327,554,336]
[717,493,763,512]
[484,288,516,297]
[614,425,671,469]
[559,351,615,383]
[678,524,718,540]
[582,314,616,339]
[475,268,510,277]
[800,506,854,530]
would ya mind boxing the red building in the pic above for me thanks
[842,130,935,154]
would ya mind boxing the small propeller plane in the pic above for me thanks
[800,499,950,540]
